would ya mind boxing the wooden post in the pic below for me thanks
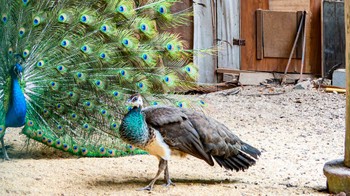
[323,2,350,193]
[345,0,350,167]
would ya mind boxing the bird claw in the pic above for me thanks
[3,157,10,161]
[137,185,153,191]
[163,180,175,187]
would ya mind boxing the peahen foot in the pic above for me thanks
[163,162,175,187]
[163,179,175,187]
[137,159,167,191]
[1,137,10,160]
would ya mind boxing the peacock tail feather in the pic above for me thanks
[0,0,204,157]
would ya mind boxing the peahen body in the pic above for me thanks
[120,94,261,191]
[0,0,200,159]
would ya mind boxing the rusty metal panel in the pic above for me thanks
[322,0,345,78]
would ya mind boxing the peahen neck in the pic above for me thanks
[5,73,26,127]
[120,107,150,146]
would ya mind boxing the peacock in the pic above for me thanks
[120,94,261,191]
[0,0,202,160]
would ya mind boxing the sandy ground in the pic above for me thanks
[0,86,346,195]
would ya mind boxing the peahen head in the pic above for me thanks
[11,63,24,81]
[127,94,143,108]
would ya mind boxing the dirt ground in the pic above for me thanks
[0,86,346,195]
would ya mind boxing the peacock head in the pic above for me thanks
[11,63,24,81]
[127,94,143,108]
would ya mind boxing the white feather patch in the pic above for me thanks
[144,129,171,160]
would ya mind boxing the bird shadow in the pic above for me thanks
[0,144,75,160]
[91,177,240,189]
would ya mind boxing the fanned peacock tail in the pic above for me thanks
[0,0,204,157]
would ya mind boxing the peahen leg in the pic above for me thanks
[0,135,10,160]
[163,162,175,187]
[138,158,167,191]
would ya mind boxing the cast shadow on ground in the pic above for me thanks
[91,177,240,189]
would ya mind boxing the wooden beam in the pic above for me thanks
[344,0,350,167]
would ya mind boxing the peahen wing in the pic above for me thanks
[142,106,214,165]
[0,0,199,157]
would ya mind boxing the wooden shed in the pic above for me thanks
[174,0,323,83]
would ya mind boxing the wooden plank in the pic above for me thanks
[217,0,240,70]
[269,0,310,11]
[241,0,269,71]
[262,11,299,58]
[256,9,264,60]
[216,68,255,74]
[194,0,217,83]
[296,11,304,59]
[308,0,321,74]
[345,0,350,165]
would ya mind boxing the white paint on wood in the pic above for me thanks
[239,72,274,85]
[217,0,240,70]
[194,0,216,83]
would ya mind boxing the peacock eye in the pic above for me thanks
[142,54,148,60]
[166,43,173,51]
[159,6,166,14]
[2,15,7,23]
[164,76,170,82]
[33,17,40,26]
[140,23,148,32]
[58,14,65,22]
[100,53,106,59]
[118,5,126,13]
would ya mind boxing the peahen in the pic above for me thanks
[0,0,201,160]
[120,94,261,191]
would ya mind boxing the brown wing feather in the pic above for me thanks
[181,109,245,157]
[181,109,261,171]
[142,106,214,166]
[142,106,187,126]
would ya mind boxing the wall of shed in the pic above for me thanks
[241,0,321,74]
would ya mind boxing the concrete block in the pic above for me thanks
[332,69,346,88]
[324,159,350,194]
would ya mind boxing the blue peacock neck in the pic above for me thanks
[120,107,150,146]
[5,65,26,127]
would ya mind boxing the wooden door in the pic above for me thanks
[217,0,241,71]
